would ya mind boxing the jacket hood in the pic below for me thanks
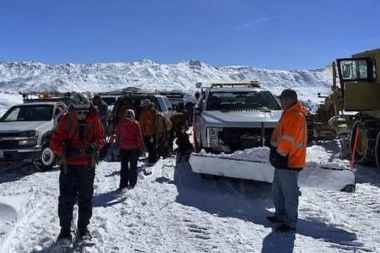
[286,102,308,116]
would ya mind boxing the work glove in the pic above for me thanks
[57,156,68,175]
[269,147,288,168]
[85,143,97,155]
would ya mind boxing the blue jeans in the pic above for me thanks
[272,169,300,228]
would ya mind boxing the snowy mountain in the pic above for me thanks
[0,60,333,102]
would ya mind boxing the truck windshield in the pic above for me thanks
[1,105,54,122]
[206,91,281,111]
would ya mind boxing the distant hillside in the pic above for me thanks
[0,60,333,102]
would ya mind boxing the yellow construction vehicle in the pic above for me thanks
[335,48,380,168]
[313,62,356,138]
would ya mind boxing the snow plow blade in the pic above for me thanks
[189,153,355,192]
[189,153,274,183]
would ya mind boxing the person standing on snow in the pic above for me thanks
[92,94,109,132]
[115,109,146,190]
[50,94,105,244]
[267,88,308,233]
[139,99,159,165]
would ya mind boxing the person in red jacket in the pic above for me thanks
[115,109,146,190]
[267,89,308,233]
[50,94,105,245]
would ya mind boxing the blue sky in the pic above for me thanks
[0,0,379,70]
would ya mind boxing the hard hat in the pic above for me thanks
[71,92,90,110]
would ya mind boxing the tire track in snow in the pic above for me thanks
[300,184,380,252]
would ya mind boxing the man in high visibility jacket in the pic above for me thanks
[267,88,308,233]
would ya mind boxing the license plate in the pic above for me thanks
[0,151,3,159]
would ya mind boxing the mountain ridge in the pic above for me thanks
[0,60,333,101]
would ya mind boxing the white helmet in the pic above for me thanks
[71,92,90,110]
[125,109,135,119]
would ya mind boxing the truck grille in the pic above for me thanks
[0,132,20,138]
[0,140,19,148]
[220,127,274,151]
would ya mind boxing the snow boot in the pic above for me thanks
[266,216,283,223]
[76,228,92,242]
[275,224,296,233]
[56,230,72,247]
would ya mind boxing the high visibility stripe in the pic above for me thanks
[271,117,283,147]
[271,110,307,150]
[281,135,295,142]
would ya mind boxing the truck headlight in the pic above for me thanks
[18,139,37,146]
[19,130,39,137]
[207,127,222,147]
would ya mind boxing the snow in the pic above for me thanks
[0,63,378,253]
[1,143,379,253]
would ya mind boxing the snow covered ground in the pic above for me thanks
[0,67,377,252]
[0,137,380,253]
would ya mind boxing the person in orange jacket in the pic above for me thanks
[139,99,159,164]
[50,95,105,244]
[115,109,146,190]
[267,88,308,233]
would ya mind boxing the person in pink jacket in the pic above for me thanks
[115,109,146,190]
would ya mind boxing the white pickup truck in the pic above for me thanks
[0,101,66,171]
[192,82,282,153]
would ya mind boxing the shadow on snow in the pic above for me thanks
[172,160,360,251]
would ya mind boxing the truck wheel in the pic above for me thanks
[34,142,55,171]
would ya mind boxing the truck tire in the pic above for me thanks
[34,142,56,171]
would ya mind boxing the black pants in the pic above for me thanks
[144,135,157,164]
[119,148,139,188]
[58,165,95,234]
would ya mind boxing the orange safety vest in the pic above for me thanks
[270,102,308,169]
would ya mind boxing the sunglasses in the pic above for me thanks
[75,111,88,116]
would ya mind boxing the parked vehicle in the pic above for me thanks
[192,81,282,153]
[0,101,66,171]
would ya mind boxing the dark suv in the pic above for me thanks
[109,87,173,131]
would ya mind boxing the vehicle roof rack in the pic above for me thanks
[210,81,260,88]
[158,91,185,98]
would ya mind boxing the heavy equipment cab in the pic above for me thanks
[337,49,380,111]
[335,48,380,168]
